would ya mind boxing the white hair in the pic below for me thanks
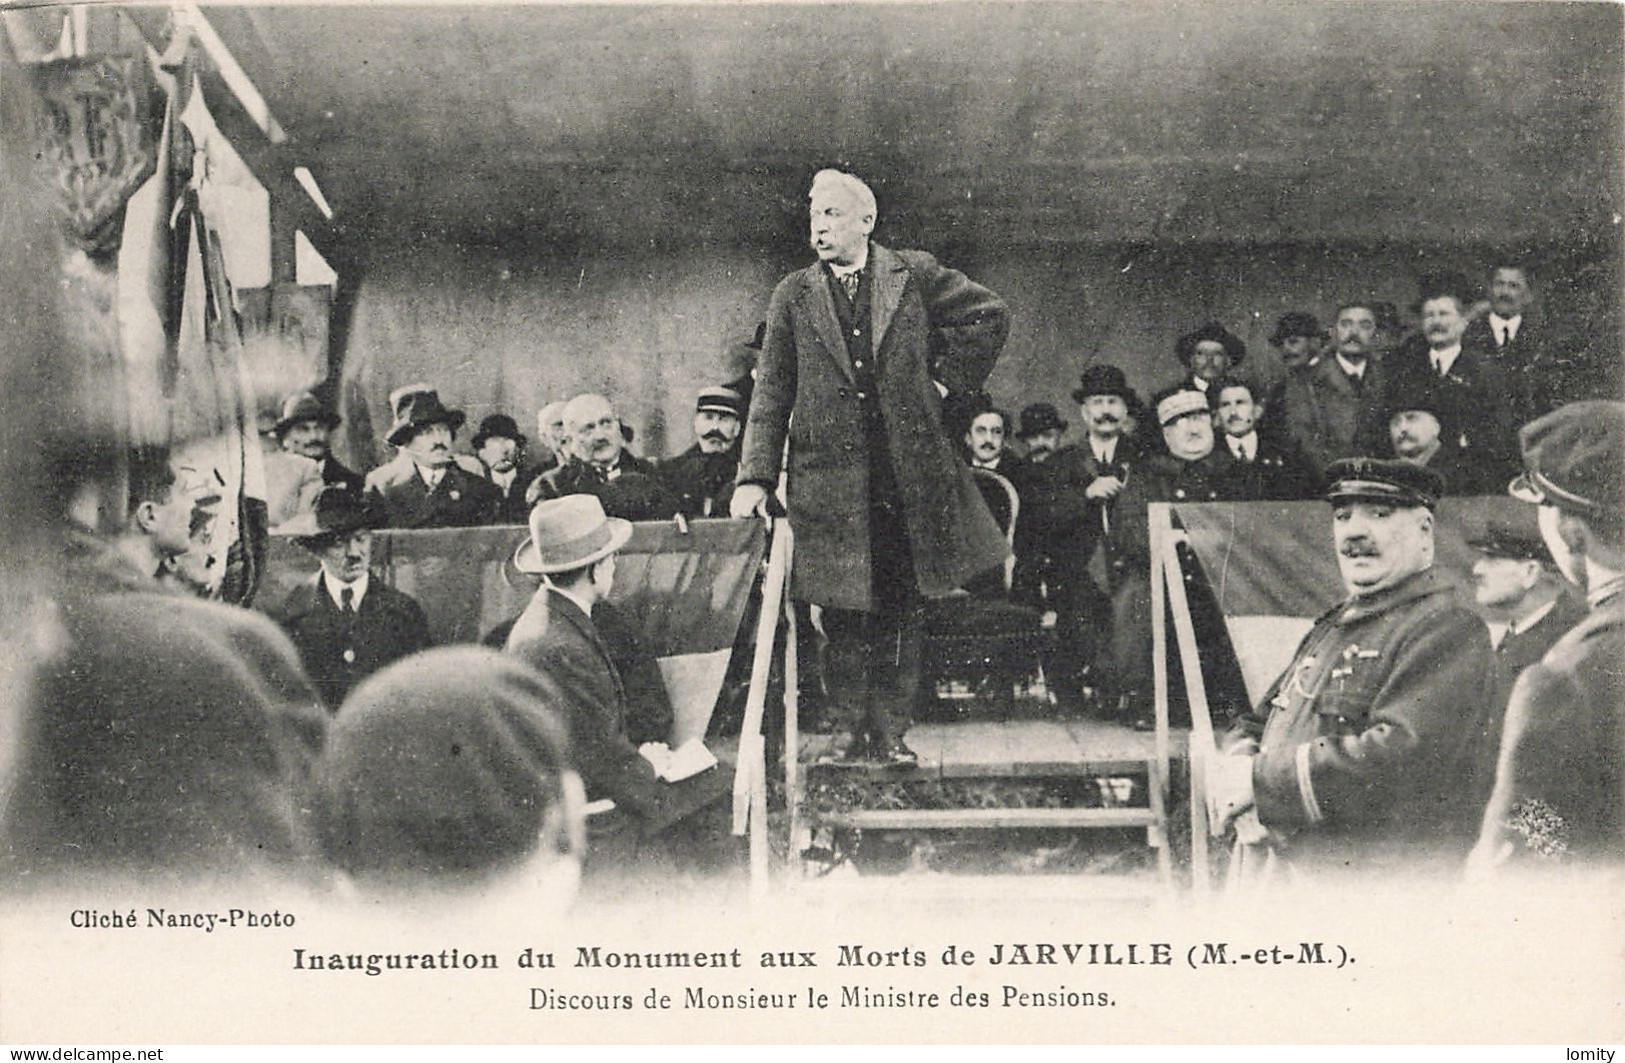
[810,169,877,219]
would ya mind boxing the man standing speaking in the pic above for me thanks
[732,168,1010,768]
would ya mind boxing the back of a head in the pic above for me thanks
[317,647,582,897]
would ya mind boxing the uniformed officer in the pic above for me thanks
[1208,457,1502,877]
[1469,401,1625,872]
[658,385,745,518]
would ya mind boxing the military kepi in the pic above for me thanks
[1466,519,1549,562]
[1508,400,1625,516]
[1323,456,1444,510]
[695,385,745,418]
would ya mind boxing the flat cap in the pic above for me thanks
[1466,519,1550,562]
[1509,400,1625,517]
[1323,456,1444,510]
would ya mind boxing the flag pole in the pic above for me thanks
[1161,516,1220,896]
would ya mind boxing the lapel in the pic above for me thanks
[796,266,856,384]
[868,243,909,361]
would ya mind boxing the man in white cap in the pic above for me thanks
[504,495,731,861]
[658,385,746,518]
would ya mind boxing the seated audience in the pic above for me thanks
[1471,402,1625,873]
[2,444,328,885]
[316,647,585,911]
[272,488,432,711]
[504,495,733,867]
[472,413,546,524]
[274,390,365,494]
[1385,386,1497,495]
[659,385,745,518]
[364,385,501,528]
[533,393,679,521]
[1211,375,1318,500]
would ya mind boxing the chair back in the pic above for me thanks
[969,465,1019,591]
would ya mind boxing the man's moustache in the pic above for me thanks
[702,432,730,443]
[1340,542,1382,558]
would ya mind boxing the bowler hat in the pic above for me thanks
[1016,403,1068,439]
[696,386,745,418]
[513,494,633,575]
[472,414,526,450]
[1411,271,1475,313]
[1175,322,1247,368]
[1466,519,1549,562]
[385,387,467,447]
[1323,456,1444,510]
[273,391,340,439]
[288,487,382,549]
[1072,364,1136,404]
[1269,312,1321,346]
[1509,400,1625,517]
[1383,380,1446,422]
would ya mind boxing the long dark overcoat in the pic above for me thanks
[736,243,1010,612]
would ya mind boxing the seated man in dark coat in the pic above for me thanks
[1384,385,1500,496]
[1467,520,1588,700]
[532,393,679,522]
[658,385,744,518]
[272,488,432,711]
[364,386,502,528]
[472,413,546,524]
[504,495,732,868]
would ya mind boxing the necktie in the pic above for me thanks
[340,587,355,615]
[1502,325,1514,348]
[1233,441,1249,462]
[839,271,859,303]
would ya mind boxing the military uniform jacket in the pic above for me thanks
[658,444,739,518]
[735,243,1010,612]
[1473,580,1625,867]
[273,573,432,710]
[1222,567,1502,869]
[364,461,502,528]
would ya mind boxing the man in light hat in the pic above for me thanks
[504,495,732,857]
[364,386,501,528]
[472,413,546,524]
[271,487,431,711]
[1466,519,1586,688]
[1208,457,1501,877]
[658,385,746,518]
[273,390,364,494]
[1471,401,1625,872]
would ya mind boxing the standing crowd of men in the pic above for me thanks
[11,168,1620,898]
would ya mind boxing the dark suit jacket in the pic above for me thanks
[533,453,680,521]
[1493,591,1589,700]
[272,573,432,710]
[365,461,502,528]
[484,460,546,525]
[1475,581,1625,867]
[1383,346,1519,492]
[735,243,1010,611]
[1029,437,1144,592]
[1219,434,1320,501]
[1270,355,1389,476]
[504,588,728,836]
[658,444,739,518]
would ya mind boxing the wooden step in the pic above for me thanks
[819,807,1158,831]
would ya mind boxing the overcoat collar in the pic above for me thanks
[795,242,910,384]
[1335,565,1453,625]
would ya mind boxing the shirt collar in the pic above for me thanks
[1190,375,1210,392]
[1507,598,1559,639]
[323,571,370,611]
[1090,436,1117,463]
[1489,312,1522,337]
[1430,344,1463,376]
[1334,352,1367,379]
[1229,431,1258,459]
[828,243,869,277]
[549,582,596,620]
[1587,573,1625,611]
[415,461,445,489]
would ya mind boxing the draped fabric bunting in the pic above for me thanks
[1171,496,1539,707]
[258,519,769,739]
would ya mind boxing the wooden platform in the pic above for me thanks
[797,717,1190,779]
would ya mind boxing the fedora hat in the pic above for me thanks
[472,413,526,450]
[1071,364,1136,404]
[1175,322,1247,368]
[273,391,340,439]
[514,494,633,575]
[288,487,383,549]
[385,387,467,447]
[1016,402,1068,439]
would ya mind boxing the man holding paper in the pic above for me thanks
[504,495,732,866]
